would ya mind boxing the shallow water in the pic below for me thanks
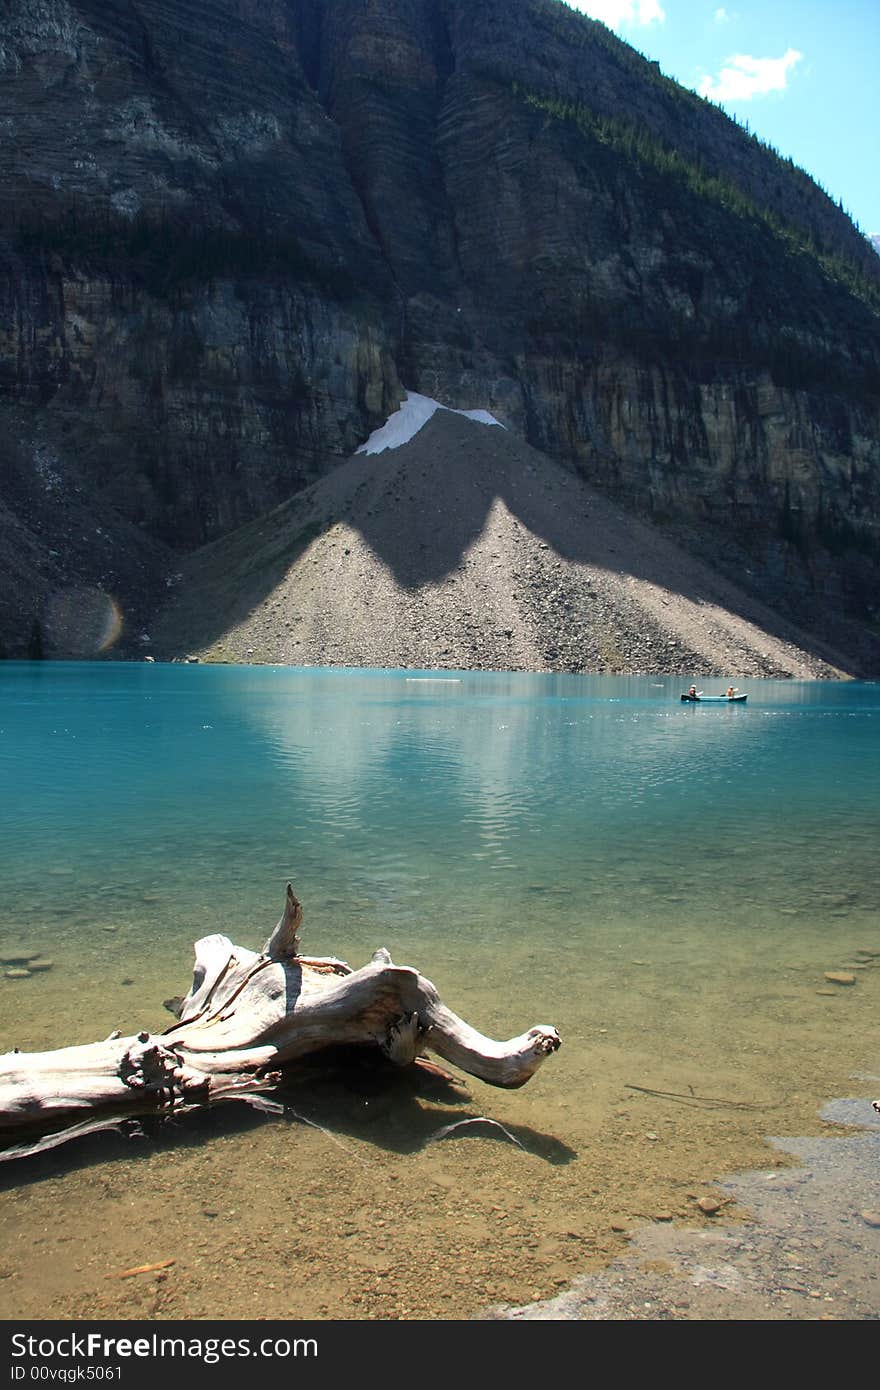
[0,663,878,1319]
[498,1098,880,1320]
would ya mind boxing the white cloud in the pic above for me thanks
[566,2,666,30]
[714,7,730,22]
[699,48,803,102]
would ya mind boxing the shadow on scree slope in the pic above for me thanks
[150,410,866,674]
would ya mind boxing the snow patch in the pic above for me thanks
[356,391,505,456]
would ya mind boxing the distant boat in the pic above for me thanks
[681,692,747,704]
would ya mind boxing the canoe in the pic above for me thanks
[681,693,747,703]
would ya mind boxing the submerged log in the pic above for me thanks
[0,886,560,1152]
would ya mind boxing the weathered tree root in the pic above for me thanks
[0,885,560,1151]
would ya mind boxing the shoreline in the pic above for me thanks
[491,1089,880,1321]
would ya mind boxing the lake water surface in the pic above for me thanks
[1,663,878,1319]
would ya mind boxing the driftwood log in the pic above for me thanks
[0,886,560,1157]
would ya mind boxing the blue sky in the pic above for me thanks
[561,1,880,239]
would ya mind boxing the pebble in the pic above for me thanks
[859,1211,880,1228]
[0,948,40,964]
[4,969,31,980]
[27,959,53,972]
[823,972,856,986]
[698,1197,723,1215]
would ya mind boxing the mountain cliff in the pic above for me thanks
[1,0,878,667]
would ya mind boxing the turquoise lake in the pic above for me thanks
[1,662,878,1319]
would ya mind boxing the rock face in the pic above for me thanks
[1,0,879,662]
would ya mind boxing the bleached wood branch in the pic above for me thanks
[0,885,560,1153]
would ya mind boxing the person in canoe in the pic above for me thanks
[688,684,698,698]
[726,686,737,698]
